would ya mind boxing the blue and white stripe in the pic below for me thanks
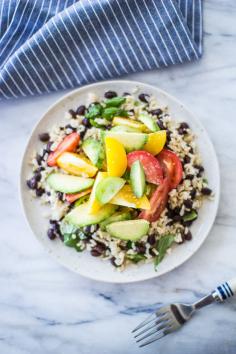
[216,282,234,301]
[0,0,203,100]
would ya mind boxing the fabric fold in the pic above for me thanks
[0,0,202,100]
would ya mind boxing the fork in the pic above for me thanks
[132,277,236,348]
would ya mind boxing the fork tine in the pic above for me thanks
[134,314,168,338]
[136,321,170,343]
[139,330,166,348]
[132,308,168,333]
[132,312,156,333]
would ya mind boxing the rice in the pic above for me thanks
[26,89,212,270]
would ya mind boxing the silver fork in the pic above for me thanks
[132,277,236,348]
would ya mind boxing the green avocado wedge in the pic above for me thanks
[130,160,146,198]
[105,132,148,152]
[99,210,132,231]
[47,173,94,194]
[64,202,117,227]
[138,113,160,132]
[95,177,125,204]
[106,219,150,241]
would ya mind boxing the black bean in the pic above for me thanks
[46,191,51,196]
[184,230,192,241]
[194,165,204,172]
[91,249,102,257]
[104,91,117,99]
[49,219,58,225]
[183,199,193,209]
[57,192,64,201]
[119,243,128,251]
[80,130,86,140]
[46,141,53,153]
[33,173,41,183]
[110,257,119,267]
[47,228,57,240]
[39,132,50,142]
[190,188,197,198]
[123,92,131,96]
[173,215,182,222]
[82,118,91,127]
[167,209,175,219]
[36,154,42,165]
[167,220,174,226]
[184,155,191,164]
[201,187,212,196]
[36,188,45,197]
[35,166,45,173]
[76,105,86,116]
[68,109,77,118]
[156,119,165,130]
[189,147,194,154]
[147,234,156,246]
[94,242,106,253]
[173,206,181,215]
[135,242,146,254]
[185,174,194,180]
[52,222,60,232]
[129,109,135,115]
[166,129,171,142]
[179,122,189,130]
[26,177,38,190]
[138,93,149,103]
[150,108,163,116]
[182,220,193,227]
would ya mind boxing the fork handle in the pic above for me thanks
[212,278,236,302]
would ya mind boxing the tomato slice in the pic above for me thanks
[127,151,163,185]
[65,188,92,204]
[139,178,170,222]
[47,132,80,167]
[156,149,183,190]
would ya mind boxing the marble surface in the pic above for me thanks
[1,1,236,353]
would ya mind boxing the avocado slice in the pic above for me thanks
[130,160,146,198]
[106,219,150,241]
[138,113,160,132]
[64,201,117,227]
[47,173,94,194]
[82,138,105,169]
[99,210,132,231]
[105,132,148,152]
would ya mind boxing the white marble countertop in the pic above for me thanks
[1,1,236,353]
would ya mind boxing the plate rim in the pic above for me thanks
[19,79,220,283]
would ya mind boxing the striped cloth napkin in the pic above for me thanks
[0,0,202,100]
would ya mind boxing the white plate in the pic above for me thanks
[20,80,220,283]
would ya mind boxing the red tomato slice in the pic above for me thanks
[127,151,163,185]
[156,149,183,190]
[65,188,92,203]
[139,178,170,222]
[47,132,80,167]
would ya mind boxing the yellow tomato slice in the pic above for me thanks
[105,136,127,177]
[144,130,167,155]
[110,185,150,210]
[88,172,108,214]
[57,152,98,177]
[112,117,147,132]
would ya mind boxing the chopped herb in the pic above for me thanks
[182,210,198,222]
[104,96,126,107]
[86,103,102,119]
[126,253,146,263]
[63,233,83,251]
[154,234,175,269]
[102,107,129,120]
